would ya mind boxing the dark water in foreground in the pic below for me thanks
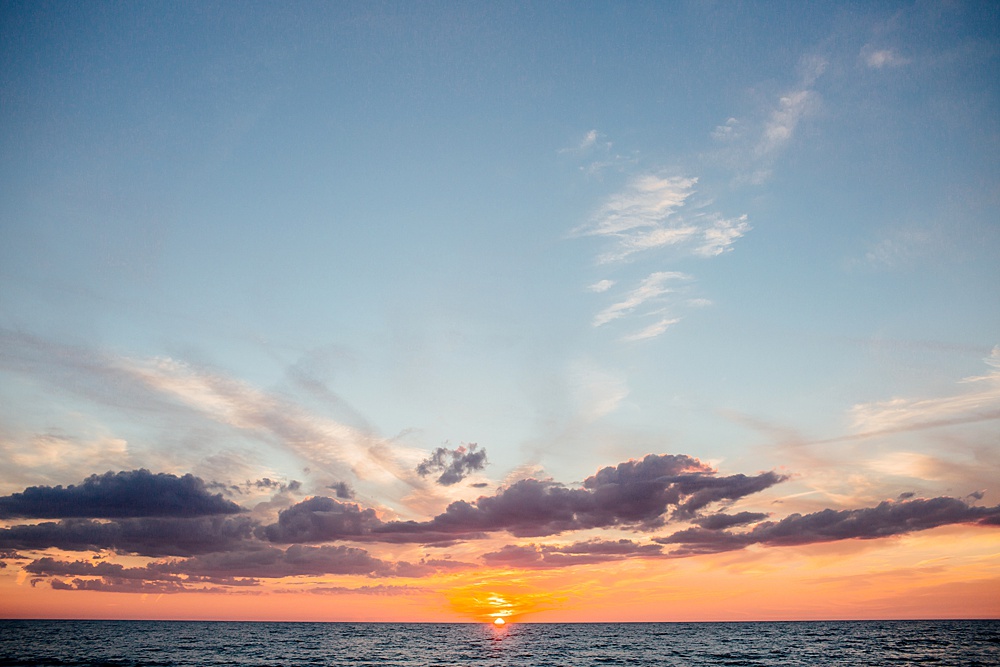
[1,620,998,666]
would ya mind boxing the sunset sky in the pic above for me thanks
[1,1,999,622]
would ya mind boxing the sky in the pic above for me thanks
[1,0,998,623]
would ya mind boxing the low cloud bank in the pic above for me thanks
[2,459,998,591]
[658,497,1000,556]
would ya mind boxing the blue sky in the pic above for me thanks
[1,1,998,620]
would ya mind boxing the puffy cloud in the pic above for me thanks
[259,454,786,544]
[416,444,489,486]
[328,481,356,499]
[257,496,381,543]
[0,516,256,557]
[659,497,1000,556]
[0,470,243,519]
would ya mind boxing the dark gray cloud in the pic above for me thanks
[0,470,243,519]
[412,454,784,538]
[482,539,664,569]
[24,541,455,593]
[260,454,786,544]
[169,544,415,579]
[49,578,190,594]
[26,557,183,582]
[328,482,355,499]
[257,496,381,543]
[691,511,769,530]
[0,516,256,557]
[658,496,1000,556]
[417,443,488,485]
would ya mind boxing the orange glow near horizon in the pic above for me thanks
[1,526,998,622]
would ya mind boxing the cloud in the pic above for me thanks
[587,279,615,293]
[845,347,1000,439]
[593,272,690,327]
[0,516,257,557]
[711,117,740,141]
[569,361,628,421]
[621,317,681,343]
[328,481,356,499]
[0,470,243,519]
[26,556,183,582]
[579,175,698,238]
[757,89,818,160]
[713,55,825,185]
[0,330,421,489]
[0,432,131,491]
[168,543,425,579]
[559,129,601,154]
[862,46,910,69]
[691,511,769,530]
[857,225,936,270]
[696,215,751,257]
[573,173,748,339]
[258,454,786,544]
[123,355,415,485]
[416,444,488,486]
[49,577,190,594]
[658,496,1000,556]
[576,175,735,265]
[305,585,427,596]
[482,538,664,569]
[257,496,382,543]
[24,545,452,593]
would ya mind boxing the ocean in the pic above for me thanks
[1,619,998,666]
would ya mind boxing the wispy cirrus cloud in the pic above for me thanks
[861,46,910,69]
[0,329,425,495]
[712,55,825,185]
[621,316,681,343]
[572,171,748,341]
[577,175,698,239]
[592,272,690,328]
[576,176,748,265]
[848,346,1000,436]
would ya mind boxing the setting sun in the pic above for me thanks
[493,618,505,626]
